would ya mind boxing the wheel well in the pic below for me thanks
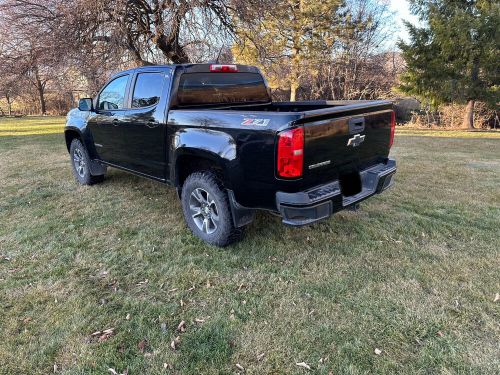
[175,155,223,188]
[65,130,81,152]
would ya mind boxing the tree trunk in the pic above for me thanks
[289,2,303,102]
[289,43,301,101]
[290,83,298,102]
[34,69,46,115]
[37,85,47,115]
[5,94,12,116]
[462,100,475,129]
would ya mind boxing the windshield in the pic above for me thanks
[177,72,270,107]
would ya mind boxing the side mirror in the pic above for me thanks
[78,98,93,111]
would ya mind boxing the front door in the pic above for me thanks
[87,74,130,165]
[120,70,171,178]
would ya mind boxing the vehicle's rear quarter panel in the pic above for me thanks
[167,110,299,209]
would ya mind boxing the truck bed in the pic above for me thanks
[168,99,394,210]
[199,99,391,114]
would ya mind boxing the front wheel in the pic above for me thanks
[69,139,105,185]
[181,171,243,247]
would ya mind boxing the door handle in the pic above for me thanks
[348,117,365,134]
[146,119,159,128]
[112,119,119,126]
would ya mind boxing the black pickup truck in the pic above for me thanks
[65,64,396,246]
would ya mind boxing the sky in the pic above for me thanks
[389,0,421,43]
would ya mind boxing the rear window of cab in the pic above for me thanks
[177,72,270,107]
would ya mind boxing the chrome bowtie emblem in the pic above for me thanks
[347,134,366,147]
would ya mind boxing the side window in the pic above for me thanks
[97,75,129,110]
[131,73,165,108]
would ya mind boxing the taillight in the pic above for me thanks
[277,127,304,178]
[209,64,238,72]
[389,111,396,148]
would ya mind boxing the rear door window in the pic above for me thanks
[132,73,165,108]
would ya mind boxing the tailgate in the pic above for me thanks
[301,102,393,184]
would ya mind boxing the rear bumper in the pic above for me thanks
[276,159,396,226]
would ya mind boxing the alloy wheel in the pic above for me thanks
[73,148,86,178]
[189,188,219,234]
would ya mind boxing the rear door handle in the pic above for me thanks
[146,119,159,128]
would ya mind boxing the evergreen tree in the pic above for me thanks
[399,0,499,129]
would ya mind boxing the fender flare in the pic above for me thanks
[64,126,106,176]
[172,128,254,227]
[171,128,237,185]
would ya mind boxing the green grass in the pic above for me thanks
[0,116,65,136]
[396,127,500,139]
[0,117,499,374]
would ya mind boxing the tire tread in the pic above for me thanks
[69,138,105,185]
[181,171,244,247]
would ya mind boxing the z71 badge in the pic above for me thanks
[241,118,270,127]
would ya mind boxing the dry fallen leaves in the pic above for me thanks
[437,331,444,337]
[235,363,245,372]
[194,318,205,324]
[257,353,265,361]
[374,348,382,355]
[91,328,114,342]
[138,339,147,353]
[99,270,108,278]
[108,369,126,375]
[296,362,311,370]
[177,320,186,332]
[494,293,500,302]
[170,336,180,350]
[99,329,114,342]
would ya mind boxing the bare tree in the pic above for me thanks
[65,0,234,66]
[0,75,20,116]
[0,0,66,114]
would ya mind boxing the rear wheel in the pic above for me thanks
[181,171,243,246]
[70,139,105,185]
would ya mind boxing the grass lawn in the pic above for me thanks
[0,117,499,374]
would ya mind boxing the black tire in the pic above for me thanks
[69,139,105,185]
[181,171,244,247]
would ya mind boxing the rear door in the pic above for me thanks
[120,68,172,178]
[301,102,394,185]
[88,74,131,164]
